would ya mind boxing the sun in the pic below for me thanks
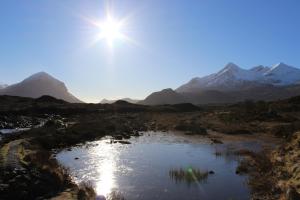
[98,15,124,47]
[83,11,137,49]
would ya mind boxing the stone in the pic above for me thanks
[117,140,131,144]
[113,135,123,140]
[0,184,9,191]
[286,186,300,200]
[211,139,223,144]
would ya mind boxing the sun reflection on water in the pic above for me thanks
[57,132,255,200]
[88,139,118,197]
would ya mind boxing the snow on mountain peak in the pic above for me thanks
[224,62,240,70]
[218,63,241,74]
[216,62,260,81]
[250,65,270,73]
[263,63,300,85]
[272,62,288,68]
[176,62,300,93]
[267,62,296,73]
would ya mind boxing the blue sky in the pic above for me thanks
[0,0,299,102]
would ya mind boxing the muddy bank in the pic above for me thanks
[236,131,300,200]
[0,138,96,200]
[0,113,149,200]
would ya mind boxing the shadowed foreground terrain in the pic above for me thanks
[0,95,300,199]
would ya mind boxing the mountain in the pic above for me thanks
[138,88,187,105]
[176,62,300,93]
[250,65,270,73]
[0,83,8,89]
[100,99,116,104]
[100,98,139,104]
[141,62,300,105]
[176,63,263,93]
[262,63,300,85]
[0,72,82,103]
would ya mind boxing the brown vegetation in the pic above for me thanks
[1,95,300,199]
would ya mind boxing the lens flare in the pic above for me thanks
[98,15,125,47]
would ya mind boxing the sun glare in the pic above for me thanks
[98,15,125,47]
[82,9,139,50]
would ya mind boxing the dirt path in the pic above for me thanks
[0,139,24,170]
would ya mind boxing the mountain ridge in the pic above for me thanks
[176,62,300,93]
[141,62,300,105]
[0,72,82,103]
[100,98,139,104]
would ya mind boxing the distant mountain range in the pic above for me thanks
[140,62,300,105]
[100,98,140,104]
[1,62,300,105]
[0,72,82,103]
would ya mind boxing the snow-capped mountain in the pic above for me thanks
[140,62,300,105]
[0,83,8,89]
[250,65,270,73]
[262,63,300,85]
[176,62,300,93]
[0,72,82,103]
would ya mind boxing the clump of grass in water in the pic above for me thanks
[78,181,96,200]
[169,167,209,186]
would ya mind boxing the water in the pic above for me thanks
[56,132,265,200]
[0,128,30,141]
[0,121,46,140]
[0,128,31,134]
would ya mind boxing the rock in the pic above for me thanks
[18,182,28,188]
[132,131,140,137]
[23,174,31,181]
[113,135,123,140]
[117,140,131,144]
[121,133,131,139]
[20,190,28,197]
[8,178,16,184]
[227,129,252,135]
[34,180,41,185]
[175,122,207,135]
[211,139,223,144]
[96,195,106,200]
[275,156,284,163]
[209,171,215,174]
[15,175,22,179]
[286,186,300,200]
[236,161,249,174]
[0,184,9,191]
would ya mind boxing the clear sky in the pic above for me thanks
[0,0,299,102]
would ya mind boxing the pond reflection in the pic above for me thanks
[62,139,121,197]
[92,144,116,196]
[57,132,256,200]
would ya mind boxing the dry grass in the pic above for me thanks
[169,167,210,185]
[78,182,96,200]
